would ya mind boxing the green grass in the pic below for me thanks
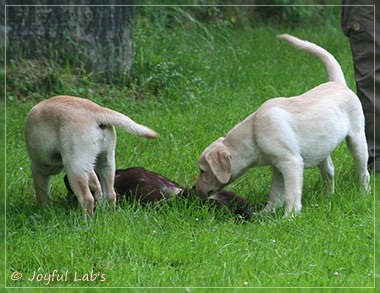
[4,6,376,291]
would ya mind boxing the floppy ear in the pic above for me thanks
[206,147,232,184]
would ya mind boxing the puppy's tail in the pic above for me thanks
[96,109,159,139]
[278,34,346,85]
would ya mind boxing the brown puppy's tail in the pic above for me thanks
[96,108,159,139]
[278,34,346,86]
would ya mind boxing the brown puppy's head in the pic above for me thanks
[210,190,252,220]
[195,137,232,195]
[180,185,207,201]
[182,187,252,221]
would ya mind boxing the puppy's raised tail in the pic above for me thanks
[96,109,159,139]
[278,34,346,85]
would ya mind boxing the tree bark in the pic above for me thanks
[6,0,135,82]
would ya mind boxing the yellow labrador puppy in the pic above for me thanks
[25,95,158,217]
[196,34,370,217]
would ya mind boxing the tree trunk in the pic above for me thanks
[6,0,135,82]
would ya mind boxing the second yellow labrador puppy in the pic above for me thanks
[25,95,158,217]
[195,34,370,217]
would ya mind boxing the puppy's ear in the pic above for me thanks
[206,147,232,184]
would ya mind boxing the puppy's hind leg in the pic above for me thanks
[263,167,285,213]
[346,133,370,191]
[89,170,102,203]
[66,170,95,218]
[63,152,96,218]
[96,152,117,206]
[318,155,334,195]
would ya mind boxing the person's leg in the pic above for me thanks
[342,4,379,173]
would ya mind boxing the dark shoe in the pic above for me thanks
[368,156,380,174]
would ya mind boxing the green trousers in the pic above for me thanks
[342,1,379,172]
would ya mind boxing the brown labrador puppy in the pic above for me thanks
[64,167,252,220]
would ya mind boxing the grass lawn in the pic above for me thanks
[4,5,377,291]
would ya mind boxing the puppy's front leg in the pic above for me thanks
[263,167,285,213]
[318,155,335,195]
[277,158,304,217]
[31,164,52,205]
